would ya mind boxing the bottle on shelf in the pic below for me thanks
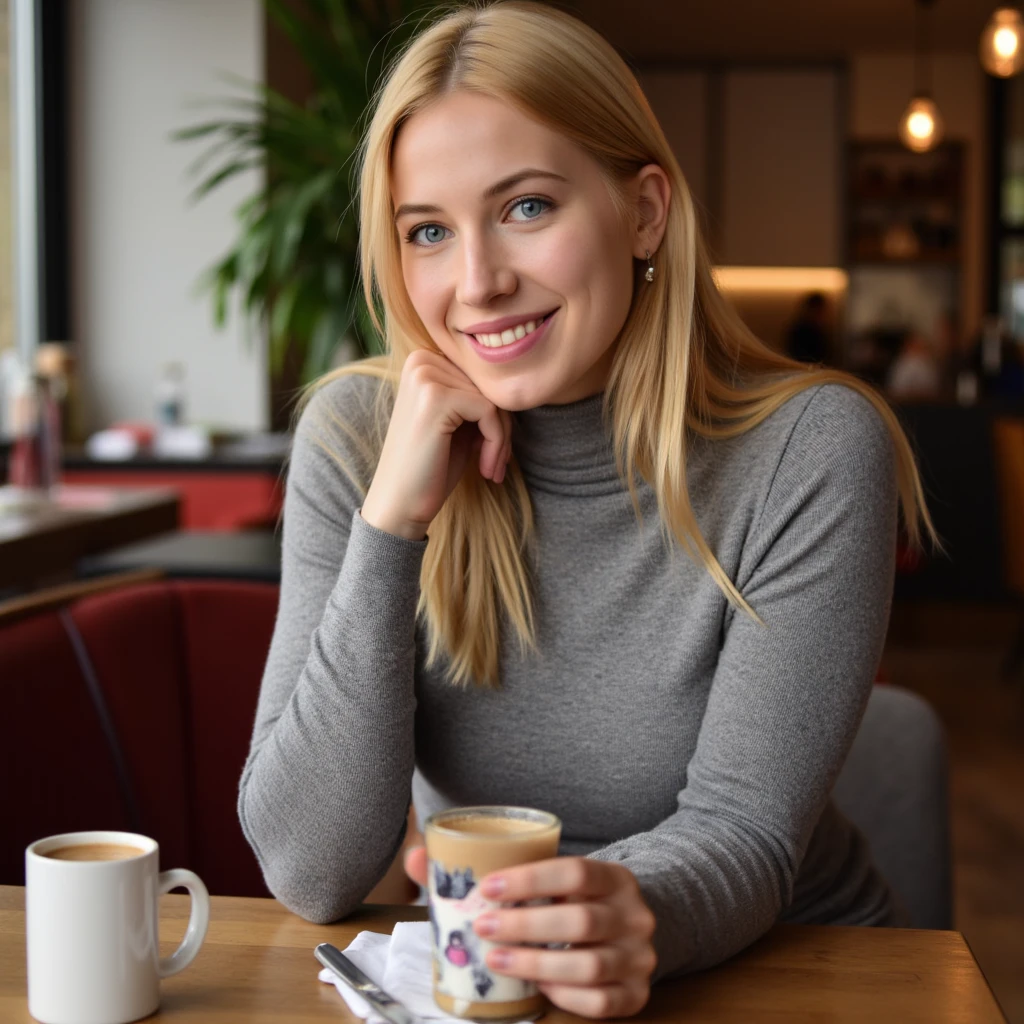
[980,316,1003,379]
[155,362,186,427]
[35,344,68,487]
[36,374,62,491]
[7,370,43,489]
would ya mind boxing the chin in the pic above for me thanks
[478,378,558,412]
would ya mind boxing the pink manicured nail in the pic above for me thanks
[475,914,498,936]
[482,875,506,897]
[489,949,512,970]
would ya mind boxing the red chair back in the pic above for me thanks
[178,582,277,895]
[1,611,134,883]
[0,579,278,896]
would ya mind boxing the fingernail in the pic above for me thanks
[482,875,506,897]
[489,949,512,970]
[475,914,498,937]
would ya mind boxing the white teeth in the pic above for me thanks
[474,317,542,348]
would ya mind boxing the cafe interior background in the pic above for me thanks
[0,0,1022,1017]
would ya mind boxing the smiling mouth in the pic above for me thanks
[467,309,558,348]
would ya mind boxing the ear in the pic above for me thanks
[631,163,671,260]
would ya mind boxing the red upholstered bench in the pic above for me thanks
[0,579,278,897]
[61,470,283,531]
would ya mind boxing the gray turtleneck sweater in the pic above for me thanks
[238,370,902,980]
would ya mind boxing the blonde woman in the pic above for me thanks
[239,1,936,1017]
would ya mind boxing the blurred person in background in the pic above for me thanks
[785,291,832,365]
[960,317,1024,400]
[886,332,942,402]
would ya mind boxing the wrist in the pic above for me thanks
[359,502,428,542]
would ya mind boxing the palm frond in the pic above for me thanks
[178,0,441,383]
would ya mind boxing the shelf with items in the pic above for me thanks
[849,229,960,264]
[844,141,965,391]
[850,188,961,204]
[850,248,961,266]
[851,143,963,202]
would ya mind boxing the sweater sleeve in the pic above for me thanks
[237,373,427,923]
[587,385,899,979]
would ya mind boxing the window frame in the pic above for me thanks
[10,0,68,364]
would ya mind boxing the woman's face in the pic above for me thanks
[390,90,669,410]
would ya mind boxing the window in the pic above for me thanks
[0,0,12,355]
[990,75,1024,337]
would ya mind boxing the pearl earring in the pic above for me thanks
[644,249,655,282]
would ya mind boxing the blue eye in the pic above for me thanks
[509,196,550,221]
[403,196,553,248]
[407,224,449,247]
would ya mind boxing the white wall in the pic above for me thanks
[0,0,11,356]
[71,0,267,433]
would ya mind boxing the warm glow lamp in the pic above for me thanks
[898,95,945,152]
[980,6,1024,77]
[899,0,945,153]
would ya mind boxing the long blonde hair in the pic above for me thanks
[307,0,937,688]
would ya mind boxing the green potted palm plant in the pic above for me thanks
[176,0,438,427]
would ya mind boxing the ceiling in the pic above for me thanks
[569,0,997,61]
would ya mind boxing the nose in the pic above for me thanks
[455,232,516,308]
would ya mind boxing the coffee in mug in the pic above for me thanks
[425,806,561,1021]
[43,843,146,862]
[26,830,210,1024]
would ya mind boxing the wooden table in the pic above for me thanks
[0,887,1006,1022]
[0,485,180,590]
[79,529,282,583]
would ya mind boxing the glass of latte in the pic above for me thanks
[424,806,561,1022]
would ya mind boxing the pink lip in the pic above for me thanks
[461,309,558,335]
[468,310,557,364]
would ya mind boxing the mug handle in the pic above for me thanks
[157,868,211,977]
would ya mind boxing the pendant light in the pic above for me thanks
[899,0,945,153]
[980,6,1024,77]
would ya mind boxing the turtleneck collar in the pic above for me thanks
[511,391,628,496]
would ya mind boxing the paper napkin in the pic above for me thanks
[317,921,533,1024]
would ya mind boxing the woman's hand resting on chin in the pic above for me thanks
[360,350,513,541]
[404,846,658,1019]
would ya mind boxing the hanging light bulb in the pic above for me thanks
[899,95,945,152]
[899,0,945,153]
[980,6,1024,77]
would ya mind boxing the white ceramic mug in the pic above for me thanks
[25,830,210,1024]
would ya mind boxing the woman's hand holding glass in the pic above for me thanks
[405,847,657,1019]
[360,350,513,541]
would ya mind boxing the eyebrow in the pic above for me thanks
[393,168,569,222]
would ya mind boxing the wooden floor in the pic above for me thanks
[882,604,1024,1024]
